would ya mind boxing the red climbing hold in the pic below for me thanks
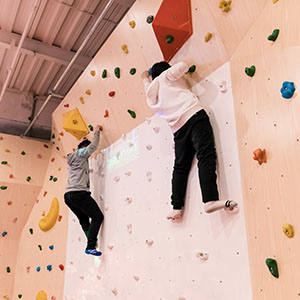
[58,215,62,222]
[64,104,69,108]
[43,191,47,197]
[44,144,49,148]
[51,158,55,162]
[59,264,64,271]
[104,110,109,118]
[109,91,115,97]
[152,0,193,62]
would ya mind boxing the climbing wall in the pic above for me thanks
[230,0,300,299]
[0,134,50,299]
[10,132,69,300]
[62,62,253,300]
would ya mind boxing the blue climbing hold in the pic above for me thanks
[280,81,295,99]
[49,245,54,250]
[47,264,52,271]
[36,266,41,272]
[148,68,152,76]
[2,231,7,237]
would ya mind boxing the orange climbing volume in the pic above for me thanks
[152,0,193,62]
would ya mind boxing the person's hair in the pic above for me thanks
[151,61,171,80]
[78,139,91,149]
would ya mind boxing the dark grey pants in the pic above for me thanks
[171,109,219,209]
[64,191,104,249]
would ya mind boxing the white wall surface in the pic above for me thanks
[63,62,252,300]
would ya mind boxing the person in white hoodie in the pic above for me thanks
[142,61,237,221]
[64,125,104,256]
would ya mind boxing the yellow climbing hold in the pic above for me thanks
[282,223,294,238]
[121,44,129,54]
[5,149,10,153]
[79,97,85,104]
[63,108,89,140]
[273,0,279,3]
[205,32,213,42]
[129,20,136,28]
[42,211,45,216]
[58,167,61,171]
[36,290,47,300]
[219,0,232,12]
[90,70,96,76]
[38,198,59,232]
[85,89,91,96]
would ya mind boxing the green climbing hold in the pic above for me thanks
[268,29,280,41]
[50,175,53,181]
[84,230,89,238]
[245,65,256,77]
[146,15,154,23]
[266,258,279,278]
[1,161,8,165]
[21,151,26,155]
[102,69,107,78]
[26,176,31,182]
[0,186,7,190]
[165,35,174,43]
[6,266,10,273]
[53,177,58,182]
[52,133,55,139]
[114,67,120,78]
[88,125,93,131]
[127,109,136,119]
[188,65,196,73]
[18,295,22,299]
[29,228,33,235]
[56,146,60,151]
[38,245,42,251]
[130,68,136,75]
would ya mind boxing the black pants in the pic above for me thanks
[171,109,219,209]
[64,191,104,249]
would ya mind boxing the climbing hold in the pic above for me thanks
[266,258,279,278]
[59,264,64,271]
[114,67,120,78]
[280,81,295,99]
[112,289,118,296]
[133,275,139,281]
[26,176,31,182]
[49,245,54,250]
[26,266,30,273]
[13,217,18,223]
[44,144,49,148]
[49,176,53,181]
[219,80,227,93]
[245,65,256,77]
[56,146,59,151]
[165,35,174,43]
[21,151,26,155]
[6,266,10,273]
[253,148,267,165]
[102,69,107,78]
[38,245,42,250]
[146,239,154,246]
[29,228,33,234]
[5,149,10,152]
[51,158,55,162]
[146,15,154,23]
[9,174,14,179]
[38,197,59,232]
[1,161,8,164]
[127,109,136,118]
[104,110,109,118]
[88,125,93,131]
[127,224,133,234]
[36,290,47,300]
[268,29,280,41]
[85,90,91,96]
[2,231,7,237]
[90,70,96,76]
[53,177,58,182]
[108,245,114,250]
[58,215,62,222]
[282,223,294,238]
[1,186,8,190]
[79,97,84,104]
[219,0,232,12]
[51,133,55,139]
[146,145,152,151]
[273,0,279,3]
[43,191,47,197]
[188,65,196,73]
[204,32,213,42]
[121,44,129,54]
[64,104,69,108]
[7,201,12,205]
[59,131,64,136]
[196,252,209,261]
[130,68,136,75]
[47,264,52,271]
[129,20,136,28]
[36,266,41,272]
[109,91,115,97]
[18,295,22,299]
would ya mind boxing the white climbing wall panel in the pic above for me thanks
[63,63,252,300]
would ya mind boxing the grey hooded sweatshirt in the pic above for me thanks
[65,131,100,192]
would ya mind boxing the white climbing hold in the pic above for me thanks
[127,224,133,234]
[113,176,120,182]
[125,197,133,204]
[219,80,227,93]
[196,252,209,261]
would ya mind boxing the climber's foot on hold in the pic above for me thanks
[204,200,238,214]
[167,208,184,221]
[85,248,102,256]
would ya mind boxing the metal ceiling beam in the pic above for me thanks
[0,29,91,69]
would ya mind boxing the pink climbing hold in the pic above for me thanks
[133,275,140,281]
[37,154,42,159]
[146,145,152,151]
[127,224,133,234]
[108,245,114,250]
[153,127,160,133]
[114,176,120,182]
[12,217,18,223]
[146,239,154,246]
[51,296,56,300]
[97,275,101,280]
[26,266,30,273]
[112,289,118,296]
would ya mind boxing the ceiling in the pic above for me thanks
[0,0,135,140]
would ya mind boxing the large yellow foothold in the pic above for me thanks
[36,290,47,300]
[129,20,136,28]
[273,0,279,3]
[62,108,89,140]
[90,70,96,76]
[219,0,232,12]
[282,223,294,238]
[85,89,91,95]
[39,198,59,232]
[121,44,129,54]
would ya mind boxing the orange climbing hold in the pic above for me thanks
[152,0,193,62]
[104,110,109,118]
[253,148,267,165]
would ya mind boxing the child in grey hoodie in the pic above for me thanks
[64,125,104,256]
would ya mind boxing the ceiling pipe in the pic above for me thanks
[23,0,115,137]
[0,0,41,104]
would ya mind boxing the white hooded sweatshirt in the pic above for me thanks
[143,62,203,133]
